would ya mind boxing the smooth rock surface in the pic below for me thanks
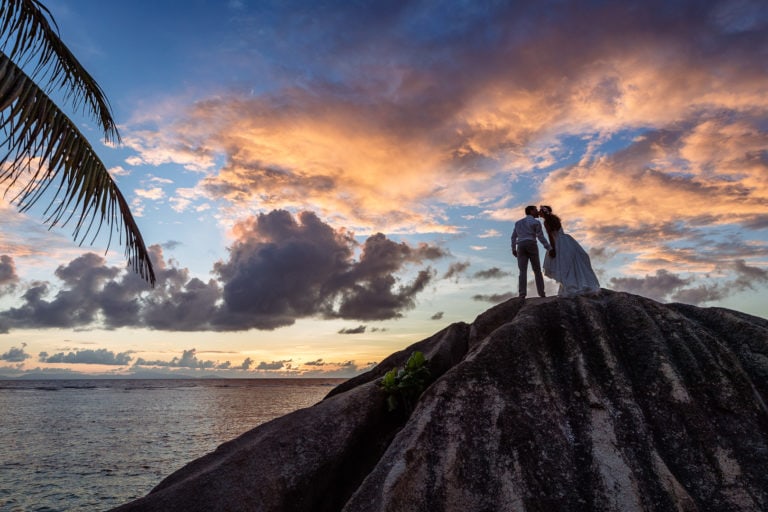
[112,290,768,511]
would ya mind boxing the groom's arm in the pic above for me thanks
[511,229,518,257]
[533,223,551,251]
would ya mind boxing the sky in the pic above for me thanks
[0,0,766,378]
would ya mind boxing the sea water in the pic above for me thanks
[0,378,345,512]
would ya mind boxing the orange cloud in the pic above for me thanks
[120,0,768,255]
[539,117,768,274]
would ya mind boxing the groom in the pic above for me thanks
[511,205,554,298]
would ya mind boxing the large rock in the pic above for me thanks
[112,290,768,511]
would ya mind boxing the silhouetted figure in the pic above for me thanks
[539,205,600,297]
[511,205,553,298]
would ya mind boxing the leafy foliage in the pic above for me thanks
[0,0,155,285]
[380,351,431,413]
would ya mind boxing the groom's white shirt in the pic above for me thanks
[511,215,551,251]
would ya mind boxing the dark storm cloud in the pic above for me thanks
[142,276,223,331]
[213,210,446,327]
[0,210,445,332]
[338,325,366,334]
[334,267,435,321]
[473,267,510,279]
[1,343,29,362]
[213,209,352,328]
[0,249,220,331]
[0,253,121,329]
[38,348,133,365]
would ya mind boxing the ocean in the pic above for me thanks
[0,378,345,512]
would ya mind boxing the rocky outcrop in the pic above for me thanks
[112,290,768,512]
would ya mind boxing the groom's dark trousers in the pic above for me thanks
[517,240,545,297]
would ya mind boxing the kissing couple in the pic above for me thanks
[511,205,600,299]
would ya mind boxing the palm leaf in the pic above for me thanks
[0,0,119,143]
[0,52,155,286]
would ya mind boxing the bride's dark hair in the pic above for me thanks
[539,205,562,232]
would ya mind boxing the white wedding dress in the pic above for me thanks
[543,229,600,297]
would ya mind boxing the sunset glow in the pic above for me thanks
[1,0,766,378]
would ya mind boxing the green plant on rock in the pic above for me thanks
[380,351,431,413]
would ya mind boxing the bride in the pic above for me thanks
[539,205,600,297]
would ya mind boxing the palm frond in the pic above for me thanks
[0,52,155,286]
[0,0,120,143]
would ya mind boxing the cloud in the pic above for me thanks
[477,229,501,239]
[610,269,692,302]
[123,129,215,172]
[38,348,132,365]
[109,0,767,307]
[0,255,19,296]
[430,311,444,320]
[141,261,223,331]
[1,343,30,362]
[608,259,768,305]
[539,118,768,271]
[338,325,366,334]
[135,348,218,369]
[148,1,765,231]
[1,0,765,338]
[0,210,446,332]
[472,292,514,303]
[134,187,165,200]
[671,284,727,305]
[169,187,207,213]
[298,358,367,377]
[730,259,768,291]
[0,253,122,329]
[256,359,291,370]
[162,240,183,251]
[443,261,470,281]
[473,267,511,279]
[214,210,447,326]
[108,165,131,177]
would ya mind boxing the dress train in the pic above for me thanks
[543,229,600,297]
